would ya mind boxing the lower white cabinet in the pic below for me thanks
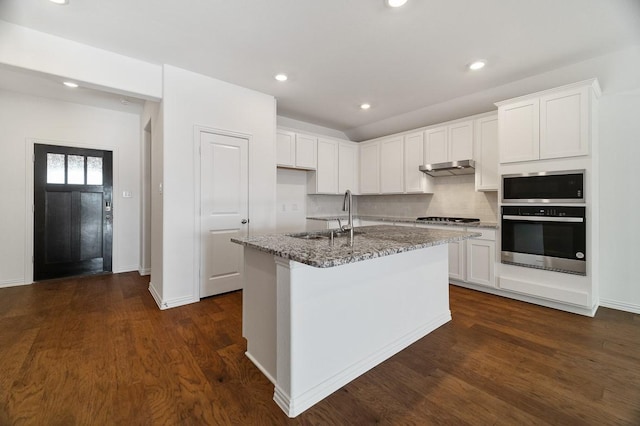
[466,229,496,287]
[415,224,496,285]
[416,224,466,281]
[447,240,466,282]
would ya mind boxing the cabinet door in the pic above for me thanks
[404,132,427,193]
[448,120,473,161]
[540,87,589,159]
[380,136,404,194]
[339,142,358,194]
[448,240,466,281]
[359,142,380,194]
[466,239,495,287]
[316,139,339,194]
[295,133,317,169]
[417,224,466,281]
[424,126,448,164]
[475,115,499,191]
[499,99,540,163]
[276,130,295,167]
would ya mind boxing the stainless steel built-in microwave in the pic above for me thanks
[502,170,585,203]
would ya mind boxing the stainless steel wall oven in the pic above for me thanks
[501,206,586,275]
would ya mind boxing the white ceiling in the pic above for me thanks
[1,0,639,139]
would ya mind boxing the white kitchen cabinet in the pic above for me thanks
[474,114,499,191]
[359,141,380,194]
[497,80,599,164]
[466,228,496,287]
[424,126,448,164]
[338,142,359,194]
[498,99,539,163]
[277,129,317,170]
[416,224,466,281]
[424,120,473,165]
[295,133,317,169]
[404,131,434,194]
[313,138,339,194]
[379,136,404,194]
[539,86,589,159]
[276,129,296,167]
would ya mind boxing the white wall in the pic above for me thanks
[277,116,350,140]
[140,101,164,302]
[276,169,308,233]
[159,65,276,308]
[598,88,640,312]
[0,20,162,101]
[0,89,141,286]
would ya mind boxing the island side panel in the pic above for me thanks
[274,244,451,417]
[242,247,278,384]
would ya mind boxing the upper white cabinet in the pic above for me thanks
[425,120,473,164]
[314,138,339,194]
[308,138,359,195]
[276,129,317,170]
[379,136,404,194]
[404,131,432,194]
[424,126,448,164]
[497,80,599,164]
[474,114,499,191]
[338,142,359,194]
[359,141,380,194]
[539,87,590,160]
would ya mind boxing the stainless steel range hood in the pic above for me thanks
[419,159,475,177]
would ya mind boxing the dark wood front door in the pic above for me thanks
[34,144,113,281]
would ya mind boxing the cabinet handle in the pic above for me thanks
[241,219,248,224]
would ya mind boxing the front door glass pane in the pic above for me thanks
[68,155,85,184]
[46,153,65,184]
[87,156,103,185]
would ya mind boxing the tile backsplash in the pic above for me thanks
[307,175,498,222]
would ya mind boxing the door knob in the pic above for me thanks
[241,219,248,224]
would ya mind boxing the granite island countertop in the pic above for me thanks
[307,215,499,229]
[231,225,481,268]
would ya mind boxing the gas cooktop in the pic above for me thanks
[416,216,480,223]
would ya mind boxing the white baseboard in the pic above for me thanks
[148,283,162,308]
[114,264,139,274]
[0,279,31,289]
[599,298,640,314]
[148,283,198,310]
[138,268,151,276]
[245,351,276,385]
[273,312,451,418]
[451,281,598,317]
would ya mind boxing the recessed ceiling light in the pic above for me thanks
[275,74,288,82]
[63,81,78,88]
[360,103,371,110]
[49,0,69,5]
[387,0,408,7]
[469,60,486,71]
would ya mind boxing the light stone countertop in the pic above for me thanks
[231,225,481,268]
[306,215,499,229]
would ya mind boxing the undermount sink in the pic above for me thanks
[289,229,362,240]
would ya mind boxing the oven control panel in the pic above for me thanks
[502,206,584,218]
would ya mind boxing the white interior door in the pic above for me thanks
[200,131,249,298]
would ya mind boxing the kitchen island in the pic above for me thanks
[231,225,480,417]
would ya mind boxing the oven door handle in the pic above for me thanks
[502,215,584,223]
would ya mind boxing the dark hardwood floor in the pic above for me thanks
[0,272,638,425]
